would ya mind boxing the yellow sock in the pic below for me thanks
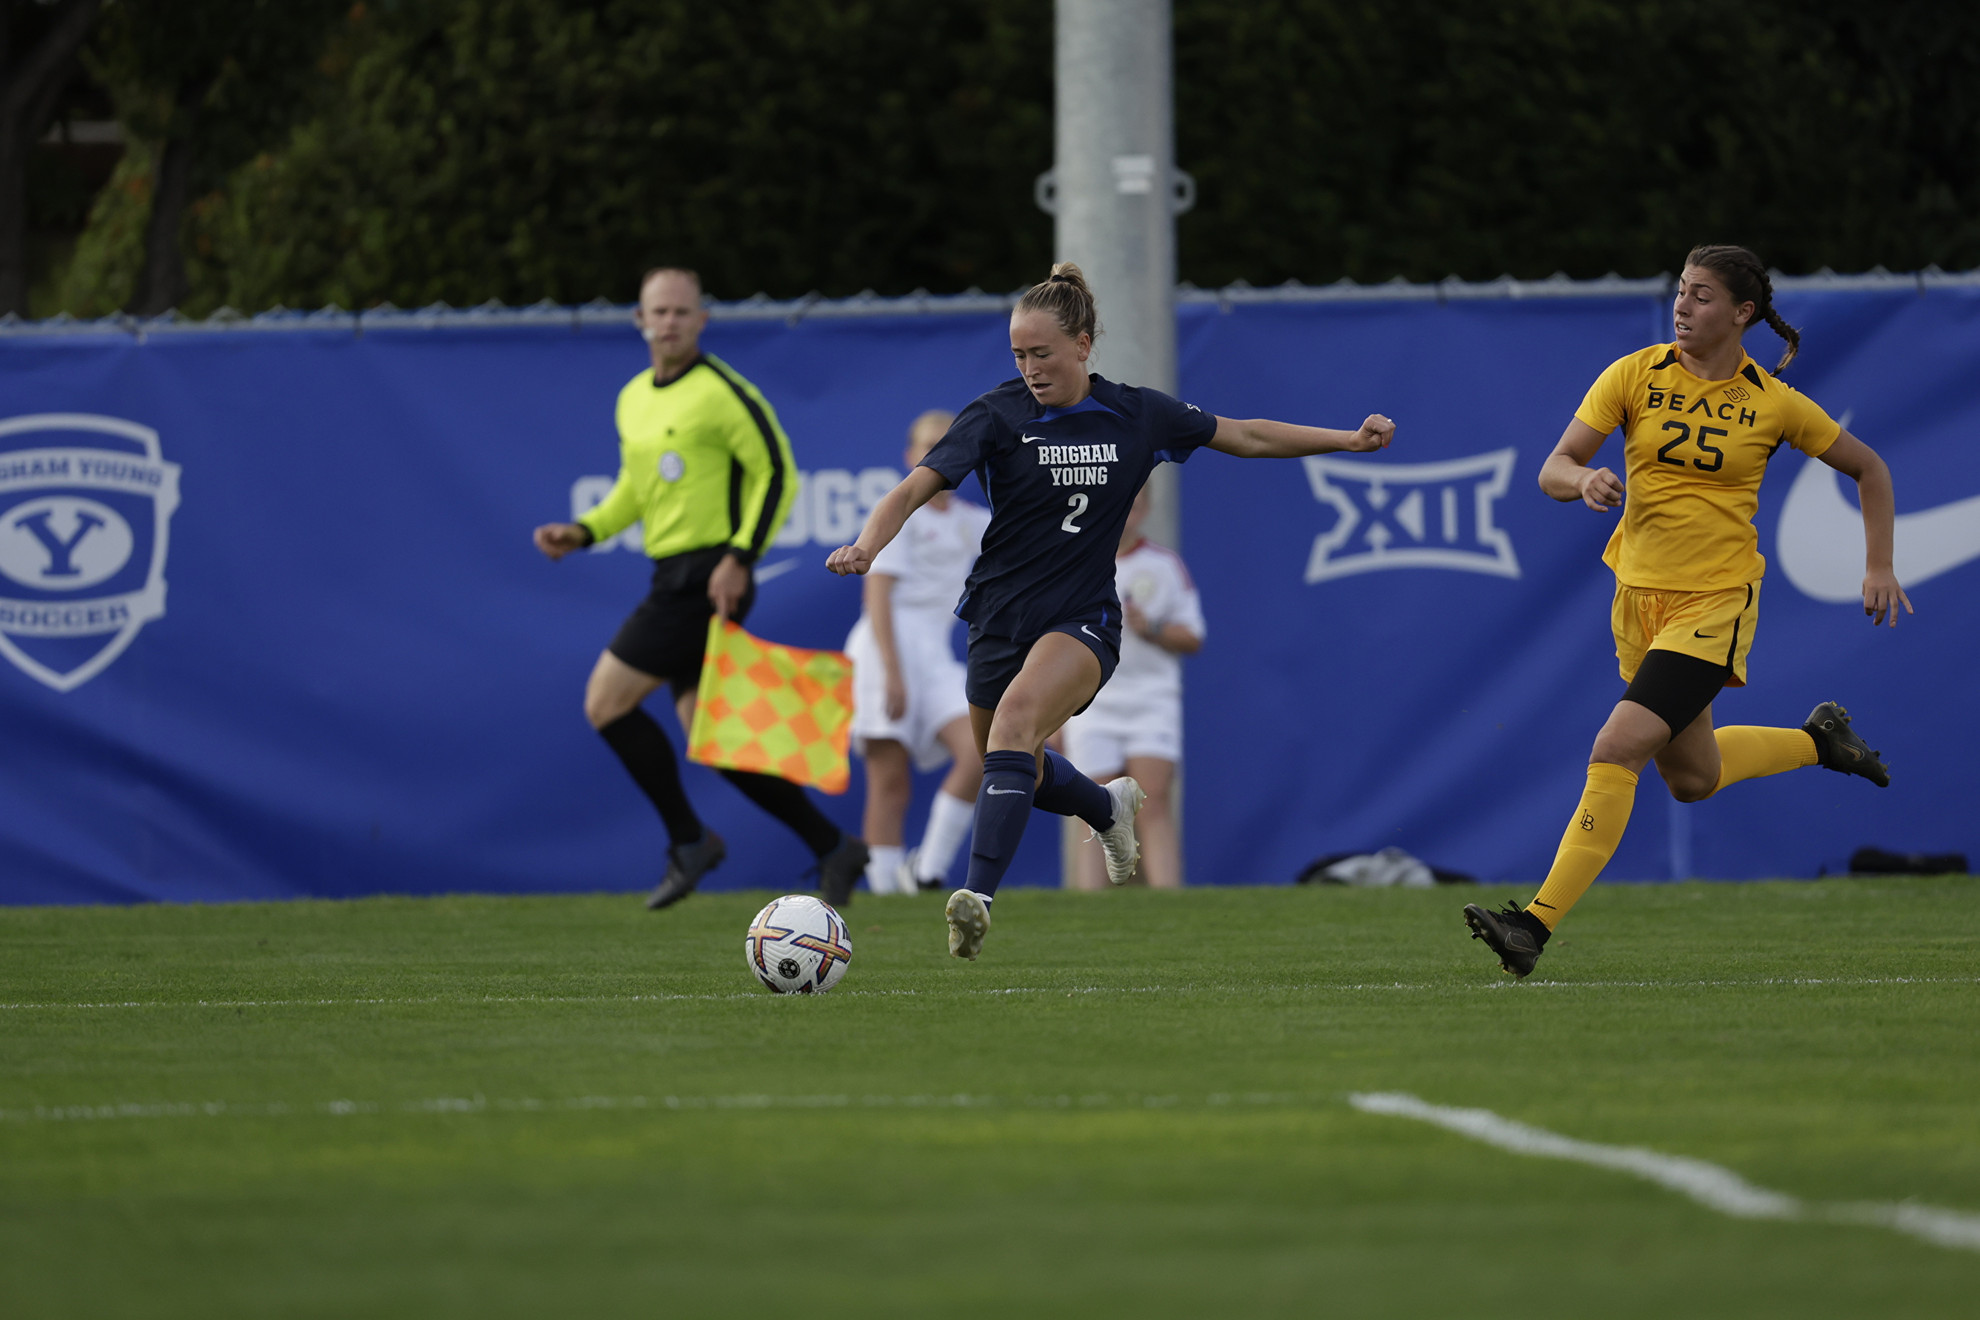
[1710,726,1818,796]
[1528,763,1638,930]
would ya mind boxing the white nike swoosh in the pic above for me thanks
[1020,434,1045,444]
[1080,625,1101,642]
[1778,452,1980,602]
[985,786,1026,795]
[752,558,799,583]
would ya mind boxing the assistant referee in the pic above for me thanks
[535,266,869,909]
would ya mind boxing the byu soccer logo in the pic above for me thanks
[1303,448,1521,582]
[0,414,181,692]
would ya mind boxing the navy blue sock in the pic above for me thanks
[1034,749,1114,831]
[964,750,1037,898]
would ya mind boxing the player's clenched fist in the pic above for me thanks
[1347,414,1395,451]
[534,522,590,560]
[826,544,873,576]
[1577,466,1624,511]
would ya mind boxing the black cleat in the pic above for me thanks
[1463,902,1551,978]
[1802,701,1890,788]
[817,834,870,909]
[645,831,726,910]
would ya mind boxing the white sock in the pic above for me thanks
[916,791,975,884]
[865,844,904,895]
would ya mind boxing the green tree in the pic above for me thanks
[1,0,103,315]
[82,0,343,314]
[1173,0,1980,284]
[197,0,1053,311]
[44,0,1980,316]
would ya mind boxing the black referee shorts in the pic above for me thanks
[607,546,756,692]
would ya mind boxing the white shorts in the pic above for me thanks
[1060,691,1181,773]
[845,612,971,772]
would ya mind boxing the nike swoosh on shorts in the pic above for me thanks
[1778,453,1980,602]
[986,786,1025,795]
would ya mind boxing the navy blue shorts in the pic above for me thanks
[964,605,1122,714]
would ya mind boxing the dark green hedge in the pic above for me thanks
[56,0,1980,315]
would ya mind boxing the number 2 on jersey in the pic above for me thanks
[1062,493,1088,533]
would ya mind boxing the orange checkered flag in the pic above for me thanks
[686,619,854,794]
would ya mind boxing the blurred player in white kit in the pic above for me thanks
[844,411,994,893]
[1062,486,1203,889]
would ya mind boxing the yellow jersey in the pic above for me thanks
[579,354,798,564]
[1575,344,1839,591]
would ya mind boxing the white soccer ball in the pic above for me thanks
[745,894,853,994]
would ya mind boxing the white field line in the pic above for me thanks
[20,1086,1980,1257]
[1350,1091,1980,1255]
[0,1090,1300,1124]
[0,975,1973,1013]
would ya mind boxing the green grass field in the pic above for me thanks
[4,880,1978,1318]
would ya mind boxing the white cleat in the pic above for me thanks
[945,888,990,960]
[897,846,922,895]
[1091,777,1146,886]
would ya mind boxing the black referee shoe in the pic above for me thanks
[645,831,726,910]
[817,834,870,909]
[1802,702,1891,788]
[1463,902,1551,978]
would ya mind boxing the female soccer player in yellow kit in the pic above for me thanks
[1464,244,1913,977]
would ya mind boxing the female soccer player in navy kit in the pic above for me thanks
[828,264,1395,959]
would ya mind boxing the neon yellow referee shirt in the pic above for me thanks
[579,354,799,564]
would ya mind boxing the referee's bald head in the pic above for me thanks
[640,266,701,298]
[636,267,708,367]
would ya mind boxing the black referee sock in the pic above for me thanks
[597,709,704,849]
[718,769,842,857]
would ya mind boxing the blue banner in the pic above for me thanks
[1177,287,1980,885]
[0,286,1972,904]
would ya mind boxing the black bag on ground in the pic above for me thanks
[1847,847,1969,876]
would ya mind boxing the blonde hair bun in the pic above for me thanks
[1017,263,1102,342]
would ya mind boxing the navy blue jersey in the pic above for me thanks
[919,374,1218,638]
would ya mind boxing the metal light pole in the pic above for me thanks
[1041,0,1193,885]
[1043,0,1191,546]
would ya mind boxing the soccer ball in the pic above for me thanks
[745,894,853,994]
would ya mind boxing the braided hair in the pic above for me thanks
[1683,244,1800,374]
[1014,261,1103,344]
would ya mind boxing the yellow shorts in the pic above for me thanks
[1612,580,1759,687]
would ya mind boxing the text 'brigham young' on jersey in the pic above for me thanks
[919,375,1218,640]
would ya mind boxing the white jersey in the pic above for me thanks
[845,496,991,771]
[1061,539,1203,772]
[867,496,993,618]
[1088,539,1204,714]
